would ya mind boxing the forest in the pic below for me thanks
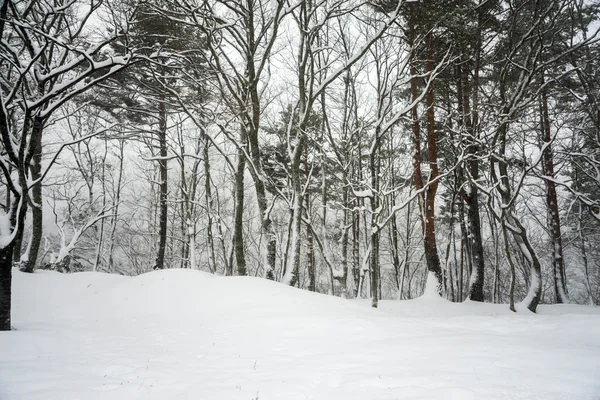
[1,0,599,332]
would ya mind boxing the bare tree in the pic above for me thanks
[0,0,142,330]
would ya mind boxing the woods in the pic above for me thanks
[1,0,599,330]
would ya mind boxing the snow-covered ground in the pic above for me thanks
[2,269,599,400]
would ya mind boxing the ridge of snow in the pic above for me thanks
[1,269,599,400]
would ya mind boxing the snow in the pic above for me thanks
[352,188,373,198]
[2,269,600,400]
[421,271,443,300]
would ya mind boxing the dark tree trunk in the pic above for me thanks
[540,82,569,304]
[11,227,22,265]
[304,143,315,291]
[287,149,304,287]
[153,99,168,270]
[502,222,517,312]
[458,60,485,302]
[390,209,401,292]
[234,145,247,276]
[245,29,277,279]
[306,215,315,291]
[341,186,350,297]
[352,203,360,298]
[389,138,402,294]
[0,242,14,331]
[0,186,26,331]
[22,117,44,273]
[423,25,443,290]
[369,122,381,307]
[492,119,542,312]
[306,197,315,292]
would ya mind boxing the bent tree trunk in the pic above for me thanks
[458,58,485,302]
[492,120,542,312]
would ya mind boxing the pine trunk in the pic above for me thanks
[409,12,442,294]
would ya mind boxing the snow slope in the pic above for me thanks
[1,268,599,400]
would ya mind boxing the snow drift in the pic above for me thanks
[1,268,599,399]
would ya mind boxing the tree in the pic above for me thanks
[0,0,141,330]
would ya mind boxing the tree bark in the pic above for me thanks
[352,200,360,298]
[21,117,44,273]
[577,202,595,305]
[234,144,247,276]
[93,139,109,272]
[458,61,486,301]
[492,119,542,312]
[306,211,315,291]
[108,139,125,273]
[203,134,217,274]
[409,10,442,294]
[153,99,168,270]
[0,171,27,331]
[369,143,380,308]
[539,81,569,304]
[0,242,14,331]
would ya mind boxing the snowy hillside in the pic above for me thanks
[1,269,600,400]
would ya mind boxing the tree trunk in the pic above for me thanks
[234,144,247,276]
[214,189,230,276]
[306,195,315,292]
[286,185,303,287]
[203,134,217,274]
[22,117,44,273]
[502,221,517,312]
[369,130,381,308]
[93,138,110,272]
[306,218,315,291]
[539,82,569,304]
[0,242,14,331]
[409,11,442,294]
[423,26,443,290]
[352,202,360,298]
[153,99,168,270]
[390,211,401,294]
[0,183,26,331]
[108,139,125,273]
[398,202,411,300]
[492,118,542,312]
[578,202,595,305]
[341,187,350,298]
[11,229,22,265]
[389,138,402,296]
